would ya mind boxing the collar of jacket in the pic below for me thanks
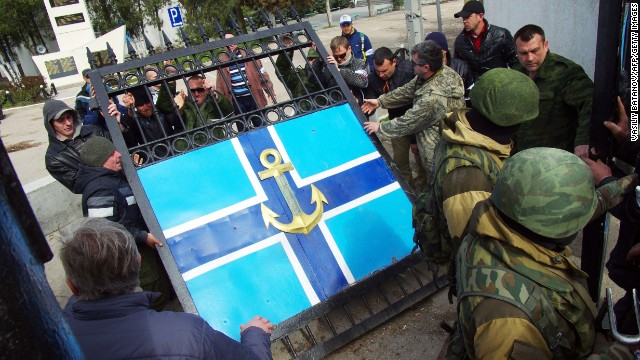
[68,292,160,320]
[441,109,512,158]
[468,199,585,274]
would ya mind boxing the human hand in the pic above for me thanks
[361,99,380,114]
[240,315,275,335]
[174,90,186,110]
[326,55,337,66]
[145,233,163,248]
[582,157,612,184]
[123,92,135,108]
[363,121,380,135]
[204,78,215,91]
[574,144,589,158]
[603,96,629,144]
[107,102,121,123]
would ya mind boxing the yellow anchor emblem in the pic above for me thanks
[258,149,328,235]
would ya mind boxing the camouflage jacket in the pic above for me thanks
[378,66,465,183]
[451,200,632,360]
[431,109,510,262]
[512,52,593,153]
[275,53,321,98]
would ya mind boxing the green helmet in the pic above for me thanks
[490,147,597,239]
[470,68,539,127]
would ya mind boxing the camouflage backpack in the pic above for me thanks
[412,141,501,265]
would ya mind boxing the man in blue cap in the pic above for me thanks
[339,14,374,71]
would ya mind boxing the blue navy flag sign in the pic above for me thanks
[138,104,413,339]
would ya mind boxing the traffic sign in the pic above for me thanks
[168,7,183,27]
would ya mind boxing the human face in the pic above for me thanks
[52,111,75,139]
[333,46,351,65]
[340,22,353,35]
[136,102,153,118]
[145,70,161,91]
[411,54,429,80]
[462,13,484,34]
[516,34,549,77]
[188,78,207,105]
[374,59,397,81]
[102,150,122,172]
[224,34,237,53]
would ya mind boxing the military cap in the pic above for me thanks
[307,48,320,59]
[470,68,539,127]
[491,147,597,239]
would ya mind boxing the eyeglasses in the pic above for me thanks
[190,87,206,94]
[334,52,348,60]
[411,60,425,67]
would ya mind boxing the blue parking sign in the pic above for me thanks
[168,6,183,27]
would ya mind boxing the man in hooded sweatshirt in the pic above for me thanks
[44,99,108,193]
[74,136,172,310]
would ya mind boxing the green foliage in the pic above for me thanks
[0,0,53,53]
[85,0,172,37]
[0,76,49,108]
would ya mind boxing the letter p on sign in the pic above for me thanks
[168,7,183,27]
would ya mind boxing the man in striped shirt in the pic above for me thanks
[216,34,276,115]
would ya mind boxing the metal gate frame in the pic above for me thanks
[88,13,446,358]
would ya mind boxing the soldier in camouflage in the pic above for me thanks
[431,68,538,266]
[362,40,465,186]
[511,24,593,158]
[448,147,638,360]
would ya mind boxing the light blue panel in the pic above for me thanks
[325,188,414,280]
[274,104,377,178]
[138,141,256,230]
[186,241,312,340]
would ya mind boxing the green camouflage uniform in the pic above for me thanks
[378,66,465,184]
[430,109,508,263]
[448,148,637,360]
[275,53,321,98]
[512,52,593,153]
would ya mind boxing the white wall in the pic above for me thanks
[484,0,599,80]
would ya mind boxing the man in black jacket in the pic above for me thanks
[62,218,274,360]
[453,1,517,82]
[75,136,171,310]
[365,47,426,191]
[44,99,108,193]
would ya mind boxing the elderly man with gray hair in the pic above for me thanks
[362,40,465,187]
[61,218,275,360]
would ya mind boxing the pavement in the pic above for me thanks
[0,0,627,358]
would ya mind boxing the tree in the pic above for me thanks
[0,0,53,55]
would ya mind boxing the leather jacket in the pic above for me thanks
[453,20,518,82]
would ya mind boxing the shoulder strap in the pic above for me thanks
[457,238,570,353]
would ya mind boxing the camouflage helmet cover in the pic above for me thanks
[470,68,539,127]
[491,147,597,239]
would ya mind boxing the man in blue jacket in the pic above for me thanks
[339,15,374,71]
[61,217,275,360]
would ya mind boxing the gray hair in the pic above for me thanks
[411,40,443,73]
[60,218,140,300]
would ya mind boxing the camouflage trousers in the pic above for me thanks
[391,135,428,192]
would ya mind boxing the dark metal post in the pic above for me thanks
[0,137,83,359]
[582,0,625,303]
